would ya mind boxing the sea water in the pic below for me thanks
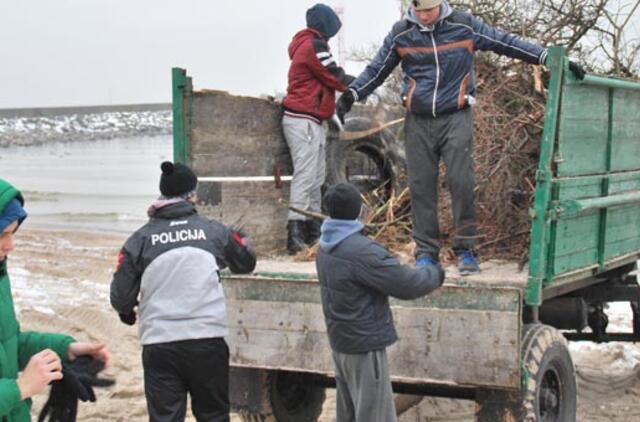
[0,136,172,233]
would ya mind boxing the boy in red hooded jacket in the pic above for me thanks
[282,3,354,254]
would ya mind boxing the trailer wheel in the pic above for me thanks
[239,371,325,422]
[521,324,577,422]
[326,116,405,196]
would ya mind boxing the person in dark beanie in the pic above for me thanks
[315,182,445,422]
[336,0,586,275]
[110,161,256,422]
[282,3,355,255]
[0,178,111,422]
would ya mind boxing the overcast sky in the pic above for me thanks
[0,0,400,108]
[1,1,637,109]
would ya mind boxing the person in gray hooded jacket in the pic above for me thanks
[335,0,585,276]
[110,161,256,422]
[316,182,444,422]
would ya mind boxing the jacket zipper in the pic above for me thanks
[430,32,440,118]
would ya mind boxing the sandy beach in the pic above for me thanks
[8,228,640,421]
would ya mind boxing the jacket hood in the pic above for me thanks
[288,28,320,59]
[306,3,342,39]
[149,200,197,219]
[0,179,23,213]
[405,0,452,30]
[319,218,364,251]
[0,179,26,234]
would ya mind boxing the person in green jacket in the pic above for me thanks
[0,178,111,421]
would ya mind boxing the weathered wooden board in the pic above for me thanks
[224,277,522,389]
[605,203,640,259]
[552,211,600,275]
[250,258,529,290]
[557,84,609,177]
[611,89,640,172]
[196,180,289,254]
[190,91,292,177]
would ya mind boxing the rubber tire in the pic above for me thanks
[521,324,577,422]
[326,116,406,195]
[239,371,326,422]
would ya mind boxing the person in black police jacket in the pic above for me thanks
[316,182,444,422]
[111,161,256,422]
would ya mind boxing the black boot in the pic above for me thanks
[286,220,307,255]
[305,220,321,245]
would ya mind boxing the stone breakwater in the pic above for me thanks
[0,110,172,147]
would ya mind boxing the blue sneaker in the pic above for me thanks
[457,250,480,275]
[416,255,438,268]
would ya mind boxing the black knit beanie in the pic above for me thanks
[159,161,197,197]
[323,182,362,220]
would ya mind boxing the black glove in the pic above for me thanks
[336,90,355,124]
[38,356,115,422]
[118,311,136,326]
[569,61,586,80]
[224,228,256,274]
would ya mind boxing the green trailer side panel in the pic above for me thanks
[611,90,640,171]
[552,212,600,275]
[610,171,640,193]
[556,177,602,200]
[557,84,609,176]
[527,47,640,304]
[604,204,640,260]
[555,172,640,201]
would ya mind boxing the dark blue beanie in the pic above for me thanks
[323,183,362,220]
[306,4,342,39]
[0,199,27,233]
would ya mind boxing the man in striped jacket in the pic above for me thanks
[282,3,354,255]
[336,0,585,275]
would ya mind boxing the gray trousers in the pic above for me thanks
[282,115,326,221]
[332,349,397,422]
[405,108,478,259]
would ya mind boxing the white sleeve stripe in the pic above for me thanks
[358,27,414,93]
[316,52,331,59]
[539,49,548,65]
[448,22,540,60]
[350,88,359,102]
[321,58,336,67]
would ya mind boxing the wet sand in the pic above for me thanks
[9,229,640,421]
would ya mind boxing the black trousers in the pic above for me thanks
[142,337,230,422]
